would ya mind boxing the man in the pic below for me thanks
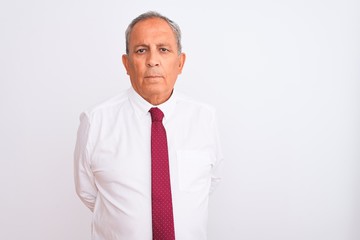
[74,11,223,240]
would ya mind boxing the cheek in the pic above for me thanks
[128,63,143,77]
[169,62,182,77]
[165,60,181,73]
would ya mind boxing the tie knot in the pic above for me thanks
[149,107,164,122]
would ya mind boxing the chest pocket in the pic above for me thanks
[177,150,213,192]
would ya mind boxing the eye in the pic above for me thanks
[135,48,146,54]
[159,47,169,52]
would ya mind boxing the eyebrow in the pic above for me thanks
[133,44,148,49]
[133,43,171,49]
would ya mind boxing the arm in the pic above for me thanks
[209,110,224,194]
[74,113,97,211]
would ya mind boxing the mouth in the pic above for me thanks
[144,75,164,83]
[145,75,163,78]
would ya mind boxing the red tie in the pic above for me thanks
[149,107,175,240]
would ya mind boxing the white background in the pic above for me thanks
[1,0,359,239]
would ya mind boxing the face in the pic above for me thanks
[122,18,186,105]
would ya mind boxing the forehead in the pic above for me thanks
[129,18,176,45]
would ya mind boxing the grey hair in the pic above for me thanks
[125,11,182,55]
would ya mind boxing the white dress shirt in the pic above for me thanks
[74,87,223,240]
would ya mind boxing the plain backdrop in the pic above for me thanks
[1,0,359,239]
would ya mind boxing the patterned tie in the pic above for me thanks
[149,107,175,240]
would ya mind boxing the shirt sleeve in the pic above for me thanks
[209,110,224,194]
[74,112,97,211]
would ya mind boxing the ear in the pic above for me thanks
[122,54,130,75]
[177,53,186,74]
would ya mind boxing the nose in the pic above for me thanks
[146,51,160,67]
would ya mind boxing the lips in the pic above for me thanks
[145,75,163,78]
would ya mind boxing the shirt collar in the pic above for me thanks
[128,87,177,122]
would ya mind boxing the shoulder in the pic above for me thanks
[176,91,216,110]
[81,89,130,121]
[175,91,217,121]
